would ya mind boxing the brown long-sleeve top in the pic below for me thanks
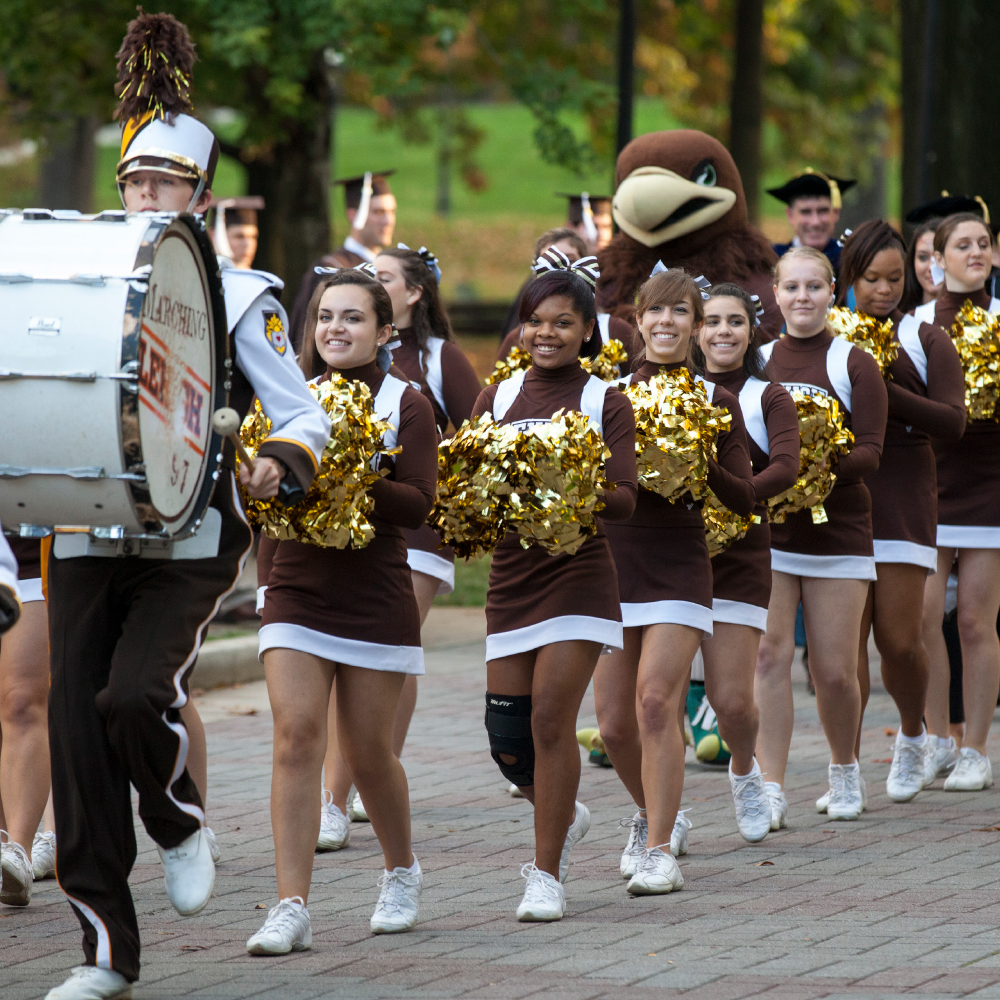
[471,362,637,525]
[391,328,481,433]
[621,360,755,528]
[704,369,801,506]
[883,307,966,445]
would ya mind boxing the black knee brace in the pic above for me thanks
[485,693,534,786]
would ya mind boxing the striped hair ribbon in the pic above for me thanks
[532,245,600,291]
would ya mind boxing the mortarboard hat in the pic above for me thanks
[905,191,990,226]
[209,195,264,228]
[766,169,856,210]
[335,171,395,230]
[556,192,612,226]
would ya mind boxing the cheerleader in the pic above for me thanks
[900,220,943,314]
[593,269,757,894]
[693,283,801,823]
[471,258,637,922]
[313,245,480,845]
[834,222,965,804]
[250,270,437,951]
[754,246,888,823]
[920,213,1000,790]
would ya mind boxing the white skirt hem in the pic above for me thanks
[406,549,455,595]
[873,539,937,570]
[936,525,1000,549]
[621,600,713,637]
[258,622,425,675]
[711,598,767,632]
[771,549,877,581]
[486,615,622,660]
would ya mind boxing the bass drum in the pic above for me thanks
[0,210,228,538]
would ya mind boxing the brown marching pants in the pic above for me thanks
[47,478,252,982]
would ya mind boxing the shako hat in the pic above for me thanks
[766,169,856,210]
[114,9,219,202]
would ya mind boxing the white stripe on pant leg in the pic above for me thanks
[164,474,254,827]
[58,885,113,969]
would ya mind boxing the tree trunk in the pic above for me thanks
[902,0,1000,233]
[39,115,98,212]
[616,0,636,155]
[839,102,887,231]
[728,0,764,221]
[243,61,330,308]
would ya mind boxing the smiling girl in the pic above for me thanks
[834,222,965,805]
[918,213,1000,791]
[754,246,888,824]
[251,271,438,951]
[593,270,756,892]
[471,261,637,922]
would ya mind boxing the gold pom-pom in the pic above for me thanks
[486,346,533,385]
[238,375,397,548]
[949,301,1000,420]
[766,391,854,524]
[625,368,730,502]
[827,306,899,377]
[580,339,629,381]
[506,409,611,556]
[429,415,516,560]
[704,492,753,557]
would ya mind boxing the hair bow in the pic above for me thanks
[314,261,379,279]
[648,260,711,299]
[532,245,600,291]
[836,228,853,248]
[397,242,442,282]
[750,294,765,327]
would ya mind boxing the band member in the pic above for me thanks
[289,170,397,350]
[472,258,637,922]
[558,192,614,252]
[314,244,480,844]
[593,270,756,895]
[920,213,1000,791]
[693,283,800,826]
[43,14,330,999]
[754,246,887,826]
[251,270,437,951]
[210,196,263,269]
[836,221,965,803]
[767,171,856,272]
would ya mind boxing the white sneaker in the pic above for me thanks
[348,790,369,822]
[730,759,771,843]
[670,809,692,856]
[246,896,312,955]
[626,846,684,895]
[516,863,564,921]
[815,789,830,813]
[887,736,927,802]
[1,833,32,906]
[203,826,220,864]
[45,966,132,999]
[370,858,422,933]
[508,783,525,799]
[764,782,788,830]
[818,772,867,812]
[157,828,215,916]
[923,734,959,786]
[558,801,590,883]
[619,811,648,879]
[32,831,57,880]
[944,747,993,791]
[827,763,863,821]
[317,790,350,851]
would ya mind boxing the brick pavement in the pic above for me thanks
[5,611,1000,999]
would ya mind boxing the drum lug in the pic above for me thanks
[112,360,140,390]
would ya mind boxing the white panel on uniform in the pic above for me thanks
[579,375,609,434]
[419,337,447,414]
[896,314,927,385]
[492,370,525,421]
[825,336,853,412]
[372,374,409,458]
[597,313,611,345]
[739,377,770,454]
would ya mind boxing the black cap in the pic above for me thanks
[335,170,396,209]
[905,192,990,225]
[766,170,856,209]
[209,195,264,227]
[556,192,612,226]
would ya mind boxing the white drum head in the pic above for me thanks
[138,223,215,533]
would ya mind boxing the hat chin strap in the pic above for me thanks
[186,177,206,214]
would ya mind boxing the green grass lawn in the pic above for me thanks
[434,554,490,607]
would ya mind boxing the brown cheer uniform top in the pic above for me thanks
[471,362,637,660]
[913,287,1000,548]
[258,360,438,674]
[868,307,966,566]
[606,360,755,636]
[702,368,800,630]
[761,330,888,579]
[289,244,369,353]
[497,314,645,377]
[390,327,482,593]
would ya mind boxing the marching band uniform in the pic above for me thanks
[700,371,800,630]
[608,361,755,636]
[0,529,22,631]
[391,326,480,593]
[45,15,330,988]
[761,333,887,579]
[471,364,637,659]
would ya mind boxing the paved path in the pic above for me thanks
[6,611,1000,999]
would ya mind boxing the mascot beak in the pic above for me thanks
[612,166,737,248]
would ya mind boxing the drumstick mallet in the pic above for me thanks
[211,407,306,507]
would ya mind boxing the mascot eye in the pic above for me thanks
[692,160,717,187]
